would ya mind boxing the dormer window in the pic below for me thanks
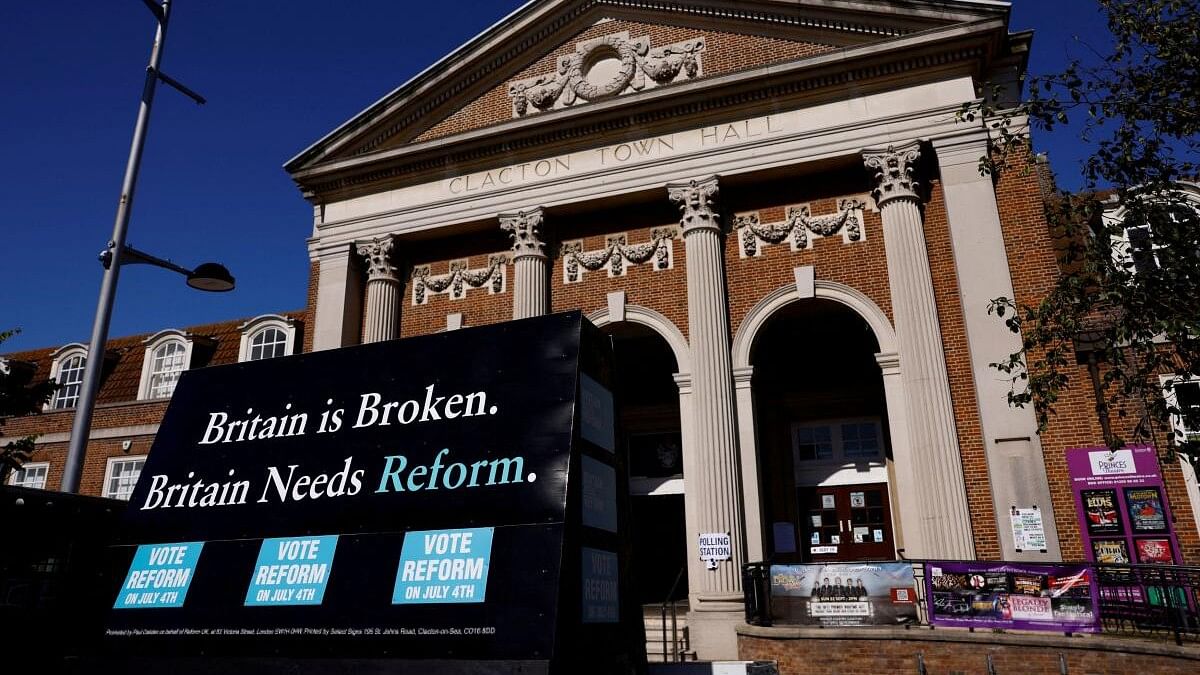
[238,315,297,362]
[138,330,196,400]
[48,344,88,410]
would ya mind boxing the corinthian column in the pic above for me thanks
[500,208,547,320]
[356,235,400,343]
[863,142,974,559]
[668,177,744,597]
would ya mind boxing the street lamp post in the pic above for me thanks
[61,0,228,494]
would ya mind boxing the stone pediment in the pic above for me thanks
[286,0,1015,196]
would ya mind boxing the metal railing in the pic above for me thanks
[743,559,1200,645]
[658,566,688,662]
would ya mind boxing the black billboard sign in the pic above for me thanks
[100,312,642,674]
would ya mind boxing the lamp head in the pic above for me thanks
[186,262,235,292]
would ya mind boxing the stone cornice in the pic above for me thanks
[286,0,1010,179]
[303,97,976,256]
[292,18,1005,203]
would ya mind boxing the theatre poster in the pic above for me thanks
[925,561,1099,632]
[1065,446,1182,565]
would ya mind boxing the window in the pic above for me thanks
[137,330,195,400]
[1164,376,1200,444]
[249,327,289,361]
[8,462,49,489]
[147,341,187,398]
[103,456,146,500]
[1125,223,1157,274]
[47,344,88,410]
[237,315,296,362]
[1106,185,1200,275]
[794,425,834,461]
[841,422,882,459]
[793,419,884,464]
[52,354,86,409]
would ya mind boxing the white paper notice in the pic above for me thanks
[1010,506,1047,552]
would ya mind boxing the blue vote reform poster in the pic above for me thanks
[245,535,338,606]
[392,527,494,604]
[581,547,619,623]
[114,542,204,609]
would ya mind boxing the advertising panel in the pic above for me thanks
[925,561,1100,632]
[100,313,640,672]
[769,562,918,627]
[1065,446,1182,565]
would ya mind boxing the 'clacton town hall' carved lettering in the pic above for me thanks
[441,114,786,198]
[448,158,572,194]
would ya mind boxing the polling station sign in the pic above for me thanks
[101,313,641,672]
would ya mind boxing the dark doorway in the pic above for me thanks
[606,322,688,604]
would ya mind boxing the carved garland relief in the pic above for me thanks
[412,255,509,305]
[508,31,705,117]
[734,197,872,258]
[561,227,678,283]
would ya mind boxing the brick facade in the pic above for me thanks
[2,311,306,497]
[346,150,1200,566]
[993,149,1200,565]
[738,629,1200,674]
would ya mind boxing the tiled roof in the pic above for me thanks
[2,311,305,405]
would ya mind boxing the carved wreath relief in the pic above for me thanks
[411,255,508,305]
[734,198,870,258]
[561,227,678,283]
[508,31,705,117]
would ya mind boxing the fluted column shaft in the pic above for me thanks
[357,235,400,343]
[864,143,975,559]
[669,176,743,599]
[500,208,548,319]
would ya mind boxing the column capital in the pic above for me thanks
[667,176,720,235]
[874,351,901,375]
[356,235,398,282]
[863,142,922,208]
[499,208,546,259]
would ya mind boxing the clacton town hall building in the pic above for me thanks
[6,0,1200,665]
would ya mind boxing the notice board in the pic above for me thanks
[99,312,642,674]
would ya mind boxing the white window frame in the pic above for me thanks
[1160,374,1200,545]
[1105,183,1200,275]
[137,330,194,400]
[792,417,888,488]
[1162,374,1200,443]
[7,461,49,489]
[46,343,89,410]
[237,314,297,362]
[102,455,147,500]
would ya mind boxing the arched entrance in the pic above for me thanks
[603,321,689,604]
[749,298,901,563]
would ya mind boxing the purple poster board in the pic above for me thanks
[1065,446,1182,565]
[926,561,1100,632]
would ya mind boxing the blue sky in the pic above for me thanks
[0,1,1109,351]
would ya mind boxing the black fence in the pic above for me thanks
[743,559,1200,646]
